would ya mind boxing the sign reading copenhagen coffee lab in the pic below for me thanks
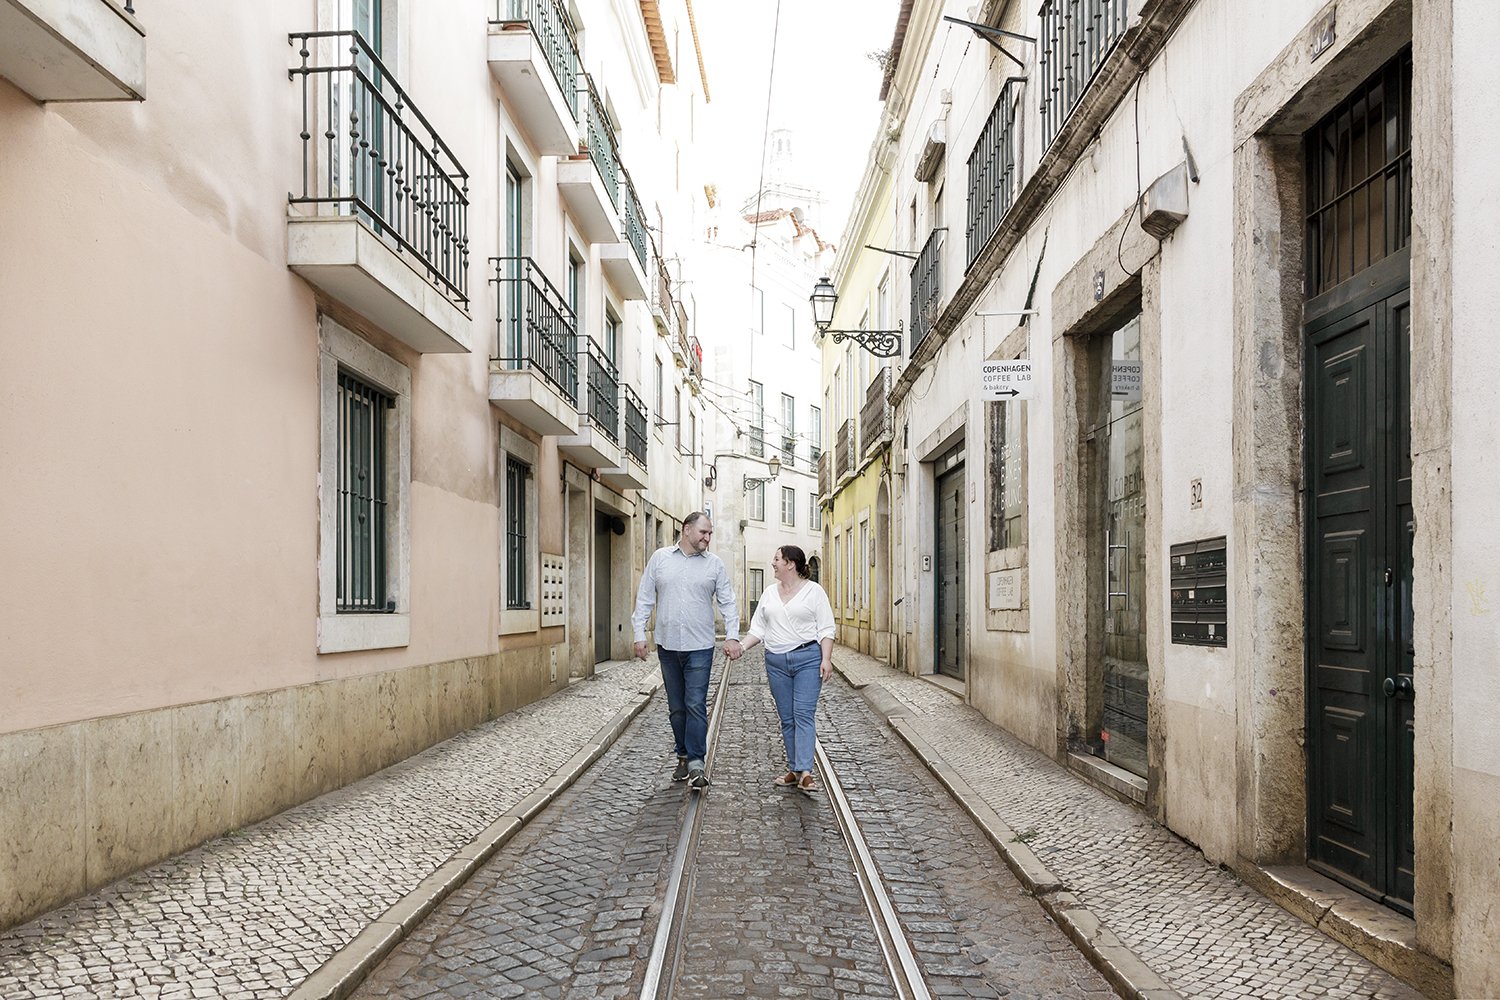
[1111,359,1143,401]
[981,360,1034,400]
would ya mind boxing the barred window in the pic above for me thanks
[505,456,531,609]
[988,396,1028,551]
[336,371,393,613]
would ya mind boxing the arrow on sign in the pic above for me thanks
[990,388,1020,397]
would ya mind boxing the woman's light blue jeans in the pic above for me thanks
[765,642,823,772]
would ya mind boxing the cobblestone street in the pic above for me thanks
[353,647,1113,999]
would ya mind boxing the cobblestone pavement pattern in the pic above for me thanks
[356,648,1113,1000]
[0,660,658,1000]
[832,645,1425,1000]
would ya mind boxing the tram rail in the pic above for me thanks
[639,657,933,1000]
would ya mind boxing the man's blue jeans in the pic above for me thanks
[658,647,713,764]
[765,643,823,772]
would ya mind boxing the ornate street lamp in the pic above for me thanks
[808,276,903,358]
[742,453,781,493]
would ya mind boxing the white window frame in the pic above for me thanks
[499,423,541,635]
[318,318,412,653]
[780,485,795,526]
[748,482,766,521]
[809,494,822,531]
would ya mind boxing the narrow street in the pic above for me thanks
[351,649,1113,999]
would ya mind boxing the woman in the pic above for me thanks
[739,545,836,791]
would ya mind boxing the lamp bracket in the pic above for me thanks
[826,321,904,359]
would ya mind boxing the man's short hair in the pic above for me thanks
[682,511,711,530]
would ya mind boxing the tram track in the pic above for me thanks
[640,655,933,1000]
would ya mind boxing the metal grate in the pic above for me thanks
[336,371,393,613]
[290,31,470,304]
[910,227,944,348]
[581,337,620,442]
[1304,48,1412,297]
[623,385,648,466]
[505,456,530,610]
[492,256,579,403]
[621,167,650,273]
[492,0,579,121]
[580,75,620,208]
[967,79,1023,267]
[1038,0,1128,151]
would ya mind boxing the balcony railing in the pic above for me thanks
[967,79,1022,268]
[579,337,620,442]
[653,254,676,333]
[910,227,943,350]
[620,167,650,273]
[818,450,831,498]
[781,436,797,470]
[290,31,470,304]
[835,419,853,480]
[861,369,891,458]
[623,385,648,466]
[1039,0,1128,150]
[491,0,579,121]
[686,332,702,381]
[491,256,578,403]
[579,74,620,209]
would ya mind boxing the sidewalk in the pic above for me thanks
[830,644,1427,1000]
[0,660,659,1000]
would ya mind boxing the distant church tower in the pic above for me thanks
[740,128,828,232]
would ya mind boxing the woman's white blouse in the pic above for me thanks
[747,580,836,654]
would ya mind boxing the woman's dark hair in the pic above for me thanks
[777,544,810,579]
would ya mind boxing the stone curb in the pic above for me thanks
[287,681,660,1000]
[844,667,1183,1000]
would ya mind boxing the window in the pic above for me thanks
[336,371,393,614]
[845,528,855,610]
[859,520,869,610]
[751,286,765,335]
[498,424,540,633]
[318,318,411,653]
[832,535,841,613]
[989,393,1028,551]
[748,380,765,457]
[605,310,619,363]
[566,250,583,331]
[780,393,796,466]
[809,494,822,530]
[748,482,766,521]
[781,486,796,526]
[749,568,764,617]
[689,410,698,460]
[504,456,530,609]
[809,404,822,462]
[655,357,664,423]
[785,303,797,349]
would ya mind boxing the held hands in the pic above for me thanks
[633,640,648,660]
[724,639,743,661]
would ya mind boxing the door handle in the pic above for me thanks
[1382,676,1414,700]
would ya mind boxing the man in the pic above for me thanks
[632,512,741,789]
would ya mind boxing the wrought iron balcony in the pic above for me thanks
[835,419,853,480]
[580,337,620,443]
[492,0,579,120]
[579,74,620,209]
[1,0,145,101]
[491,256,578,404]
[620,167,650,273]
[749,424,765,458]
[967,79,1022,268]
[910,227,943,350]
[623,385,648,467]
[818,450,831,499]
[685,331,702,382]
[290,31,470,306]
[781,436,797,470]
[861,368,892,459]
[1039,0,1128,151]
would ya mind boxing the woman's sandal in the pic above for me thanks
[797,773,817,791]
[773,770,798,786]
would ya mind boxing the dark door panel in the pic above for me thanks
[935,463,966,679]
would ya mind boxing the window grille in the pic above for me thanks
[337,371,393,613]
[1304,48,1412,297]
[505,456,530,609]
[1039,0,1128,150]
[967,79,1024,267]
[749,380,765,457]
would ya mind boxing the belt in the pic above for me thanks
[792,639,818,651]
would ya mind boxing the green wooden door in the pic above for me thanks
[934,447,966,679]
[1304,257,1413,913]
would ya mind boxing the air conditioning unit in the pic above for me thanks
[1139,162,1190,240]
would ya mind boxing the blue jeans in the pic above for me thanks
[658,647,713,764]
[765,643,824,772]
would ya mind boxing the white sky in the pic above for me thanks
[693,0,901,246]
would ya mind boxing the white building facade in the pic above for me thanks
[828,0,1500,994]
